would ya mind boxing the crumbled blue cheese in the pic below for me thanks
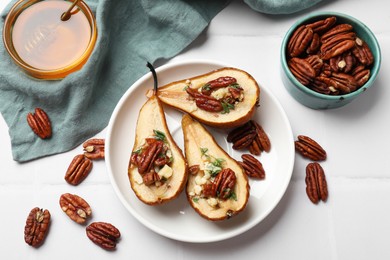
[157,165,173,180]
[207,198,218,208]
[211,87,229,100]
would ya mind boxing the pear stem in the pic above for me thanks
[147,62,158,94]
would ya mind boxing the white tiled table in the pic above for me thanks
[1,0,389,259]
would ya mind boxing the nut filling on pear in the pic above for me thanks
[130,130,174,187]
[182,114,250,221]
[157,67,260,128]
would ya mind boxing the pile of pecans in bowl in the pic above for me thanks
[287,16,374,95]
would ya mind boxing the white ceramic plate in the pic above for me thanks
[105,60,295,243]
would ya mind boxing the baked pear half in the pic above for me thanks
[128,64,188,205]
[182,114,250,221]
[157,67,260,128]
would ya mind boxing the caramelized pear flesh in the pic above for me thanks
[182,114,250,221]
[157,67,260,128]
[128,94,188,205]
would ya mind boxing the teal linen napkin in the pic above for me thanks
[244,0,323,14]
[0,0,230,162]
[0,0,322,162]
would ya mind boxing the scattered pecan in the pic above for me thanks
[252,120,271,152]
[305,162,328,204]
[86,222,121,250]
[24,207,51,247]
[83,138,105,160]
[27,108,52,139]
[59,193,92,224]
[232,130,256,150]
[295,135,327,161]
[64,154,93,185]
[227,120,271,155]
[239,154,265,179]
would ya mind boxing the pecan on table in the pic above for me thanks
[86,222,121,250]
[305,162,328,204]
[64,154,93,185]
[83,138,105,160]
[27,108,52,139]
[24,207,51,247]
[239,154,265,179]
[59,193,92,224]
[295,135,327,161]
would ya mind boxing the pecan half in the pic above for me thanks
[306,33,320,54]
[83,139,105,160]
[133,140,164,175]
[288,57,316,85]
[59,193,92,224]
[203,168,237,199]
[227,122,253,142]
[201,76,237,95]
[186,87,223,112]
[252,120,271,152]
[305,162,328,204]
[240,154,265,179]
[352,65,371,87]
[321,23,353,42]
[65,154,93,185]
[352,38,374,66]
[27,108,52,139]
[295,135,327,161]
[213,168,237,199]
[227,120,271,155]
[24,207,51,247]
[306,16,337,34]
[232,130,256,150]
[86,222,121,250]
[320,32,356,60]
[330,51,356,74]
[287,25,314,57]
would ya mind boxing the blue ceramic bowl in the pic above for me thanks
[281,12,381,109]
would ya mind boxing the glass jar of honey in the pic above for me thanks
[2,0,97,79]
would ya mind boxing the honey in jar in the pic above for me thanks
[3,0,97,79]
